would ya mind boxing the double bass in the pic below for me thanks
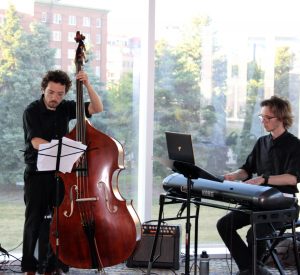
[50,31,141,270]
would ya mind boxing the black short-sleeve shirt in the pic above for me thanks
[240,131,300,194]
[23,95,91,171]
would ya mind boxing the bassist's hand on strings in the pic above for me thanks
[76,70,90,86]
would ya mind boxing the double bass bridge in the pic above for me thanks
[76,197,99,202]
[63,184,99,218]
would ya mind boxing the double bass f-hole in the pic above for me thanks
[97,181,118,213]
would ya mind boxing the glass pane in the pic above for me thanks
[0,0,142,256]
[154,0,300,246]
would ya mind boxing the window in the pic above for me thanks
[53,13,62,24]
[52,31,61,41]
[68,15,76,25]
[95,66,100,77]
[96,34,101,45]
[84,33,90,43]
[1,0,142,257]
[96,18,101,28]
[54,48,61,59]
[82,16,90,27]
[154,0,300,246]
[95,51,100,61]
[67,49,75,59]
[3,0,300,257]
[68,32,75,42]
[41,12,47,23]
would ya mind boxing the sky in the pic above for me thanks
[2,0,300,37]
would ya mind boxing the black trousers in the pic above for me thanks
[216,206,283,271]
[21,169,63,272]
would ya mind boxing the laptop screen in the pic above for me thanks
[165,132,195,165]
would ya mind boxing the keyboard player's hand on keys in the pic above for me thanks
[224,174,236,181]
[245,176,264,185]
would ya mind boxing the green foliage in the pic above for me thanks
[237,61,264,165]
[0,5,55,184]
[274,47,295,98]
[92,72,137,171]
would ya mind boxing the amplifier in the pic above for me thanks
[126,223,181,270]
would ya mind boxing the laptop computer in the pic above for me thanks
[165,131,223,182]
[165,132,195,165]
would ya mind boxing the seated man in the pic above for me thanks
[217,96,300,275]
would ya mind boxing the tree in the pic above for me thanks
[153,17,232,176]
[0,5,55,184]
[153,19,208,177]
[236,61,264,165]
[274,47,295,98]
[93,72,137,170]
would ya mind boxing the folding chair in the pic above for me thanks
[261,209,300,275]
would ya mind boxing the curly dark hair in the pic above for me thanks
[260,95,293,129]
[41,70,72,93]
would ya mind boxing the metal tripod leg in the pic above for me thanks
[146,194,165,275]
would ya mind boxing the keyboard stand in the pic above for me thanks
[146,192,299,275]
[146,193,200,275]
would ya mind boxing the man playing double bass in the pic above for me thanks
[21,69,103,275]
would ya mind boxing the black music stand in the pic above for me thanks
[0,244,9,258]
[147,160,201,275]
[37,138,86,274]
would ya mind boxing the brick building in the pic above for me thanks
[1,0,108,83]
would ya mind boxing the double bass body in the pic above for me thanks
[50,122,141,269]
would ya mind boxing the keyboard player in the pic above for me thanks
[216,96,300,275]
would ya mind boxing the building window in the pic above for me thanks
[41,12,47,23]
[68,32,75,42]
[55,48,61,59]
[96,18,101,28]
[95,66,100,77]
[52,31,61,41]
[84,33,90,43]
[96,51,100,61]
[96,34,101,45]
[68,49,75,59]
[53,13,62,24]
[69,15,76,25]
[83,16,90,27]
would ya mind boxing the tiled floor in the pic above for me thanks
[0,255,299,275]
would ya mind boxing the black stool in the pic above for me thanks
[259,212,300,275]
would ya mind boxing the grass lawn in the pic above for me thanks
[151,198,250,246]
[0,184,250,255]
[0,185,25,253]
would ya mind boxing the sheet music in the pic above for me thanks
[37,137,87,173]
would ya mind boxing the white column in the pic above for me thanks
[137,0,155,223]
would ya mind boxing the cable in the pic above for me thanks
[0,241,23,273]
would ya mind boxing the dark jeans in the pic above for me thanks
[216,206,284,271]
[21,169,64,272]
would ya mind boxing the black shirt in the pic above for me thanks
[240,131,300,194]
[23,95,91,171]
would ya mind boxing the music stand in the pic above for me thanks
[147,159,200,275]
[0,244,9,258]
[37,137,86,274]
